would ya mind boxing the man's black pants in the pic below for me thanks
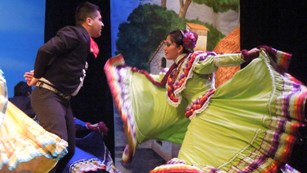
[31,87,75,173]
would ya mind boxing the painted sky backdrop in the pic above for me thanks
[0,0,45,97]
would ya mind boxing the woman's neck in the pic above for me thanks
[175,53,187,64]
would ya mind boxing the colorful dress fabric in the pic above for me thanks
[63,119,120,173]
[104,49,306,172]
[0,69,68,172]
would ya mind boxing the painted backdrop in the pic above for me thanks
[0,0,45,97]
[111,0,240,70]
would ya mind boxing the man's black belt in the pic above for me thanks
[36,81,71,100]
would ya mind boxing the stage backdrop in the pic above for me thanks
[111,0,240,71]
[0,0,45,97]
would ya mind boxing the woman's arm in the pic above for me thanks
[194,49,260,74]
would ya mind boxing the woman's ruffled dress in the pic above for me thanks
[0,70,68,172]
[104,49,306,172]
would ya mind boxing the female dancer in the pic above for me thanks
[105,29,306,172]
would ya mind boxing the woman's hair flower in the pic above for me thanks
[181,30,198,53]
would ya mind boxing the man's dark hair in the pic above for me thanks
[14,81,32,96]
[75,1,100,26]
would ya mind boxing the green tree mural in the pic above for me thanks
[116,4,224,70]
[116,4,185,69]
[193,0,239,13]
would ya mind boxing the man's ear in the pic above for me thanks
[86,17,93,26]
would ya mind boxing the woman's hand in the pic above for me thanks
[86,121,109,136]
[241,48,260,62]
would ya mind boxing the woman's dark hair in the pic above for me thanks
[14,81,32,96]
[168,30,187,52]
[168,29,198,53]
[75,1,101,26]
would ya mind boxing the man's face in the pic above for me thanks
[89,10,104,38]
